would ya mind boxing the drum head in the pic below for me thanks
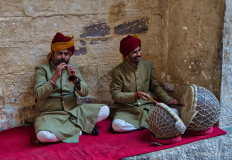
[148,103,186,139]
[180,85,198,127]
[180,84,221,131]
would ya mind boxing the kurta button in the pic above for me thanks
[137,84,139,87]
[63,101,64,104]
[138,102,140,105]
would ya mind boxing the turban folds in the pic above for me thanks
[47,32,75,61]
[120,35,141,57]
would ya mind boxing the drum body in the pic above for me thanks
[180,84,221,131]
[148,103,186,139]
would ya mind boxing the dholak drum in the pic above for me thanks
[148,103,186,144]
[180,84,221,135]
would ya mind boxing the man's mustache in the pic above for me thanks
[135,56,141,59]
[58,59,68,64]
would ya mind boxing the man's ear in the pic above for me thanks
[125,54,129,60]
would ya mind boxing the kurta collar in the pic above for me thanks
[50,60,57,69]
[125,60,140,70]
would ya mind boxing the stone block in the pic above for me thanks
[80,22,110,38]
[148,135,221,160]
[97,64,117,93]
[33,16,82,43]
[0,104,36,131]
[78,65,99,94]
[0,47,26,75]
[73,48,87,56]
[1,73,36,105]
[150,14,164,34]
[0,86,4,106]
[0,0,24,16]
[0,17,32,42]
[114,17,149,35]
[24,0,111,17]
[220,130,232,159]
[80,40,87,46]
[27,43,50,72]
[89,38,121,64]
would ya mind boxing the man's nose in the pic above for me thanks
[137,51,141,56]
[61,53,65,58]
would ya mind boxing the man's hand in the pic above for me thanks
[168,99,178,105]
[49,63,67,87]
[54,63,68,78]
[138,91,150,100]
[67,65,77,77]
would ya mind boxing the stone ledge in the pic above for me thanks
[122,131,231,160]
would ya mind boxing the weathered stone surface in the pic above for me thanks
[220,0,232,128]
[149,135,221,160]
[27,43,50,71]
[1,73,35,105]
[122,134,226,159]
[73,48,87,56]
[220,129,232,159]
[139,34,167,83]
[33,16,82,43]
[78,65,99,94]
[0,0,24,16]
[80,40,87,46]
[166,0,224,102]
[114,17,149,35]
[89,38,121,64]
[0,85,5,106]
[0,47,26,75]
[80,22,110,38]
[23,0,111,17]
[0,17,32,42]
[0,104,36,131]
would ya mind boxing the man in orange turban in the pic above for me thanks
[110,35,178,132]
[31,32,110,143]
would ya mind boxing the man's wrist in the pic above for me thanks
[135,91,140,100]
[74,77,81,85]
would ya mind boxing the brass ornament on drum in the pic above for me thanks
[148,103,186,139]
[180,84,221,131]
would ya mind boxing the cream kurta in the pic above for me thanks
[33,61,102,143]
[110,60,172,128]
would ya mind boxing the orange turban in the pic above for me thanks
[47,32,75,61]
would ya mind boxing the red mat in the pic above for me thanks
[0,118,226,160]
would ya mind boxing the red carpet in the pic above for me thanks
[0,118,226,160]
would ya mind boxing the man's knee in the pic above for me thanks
[37,130,60,143]
[96,105,110,123]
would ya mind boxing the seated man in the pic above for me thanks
[110,35,178,132]
[33,32,109,143]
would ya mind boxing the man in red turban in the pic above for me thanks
[110,35,178,132]
[31,32,110,143]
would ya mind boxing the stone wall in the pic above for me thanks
[221,0,232,129]
[166,0,225,101]
[0,0,169,131]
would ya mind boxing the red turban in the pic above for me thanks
[47,32,75,61]
[119,35,141,57]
